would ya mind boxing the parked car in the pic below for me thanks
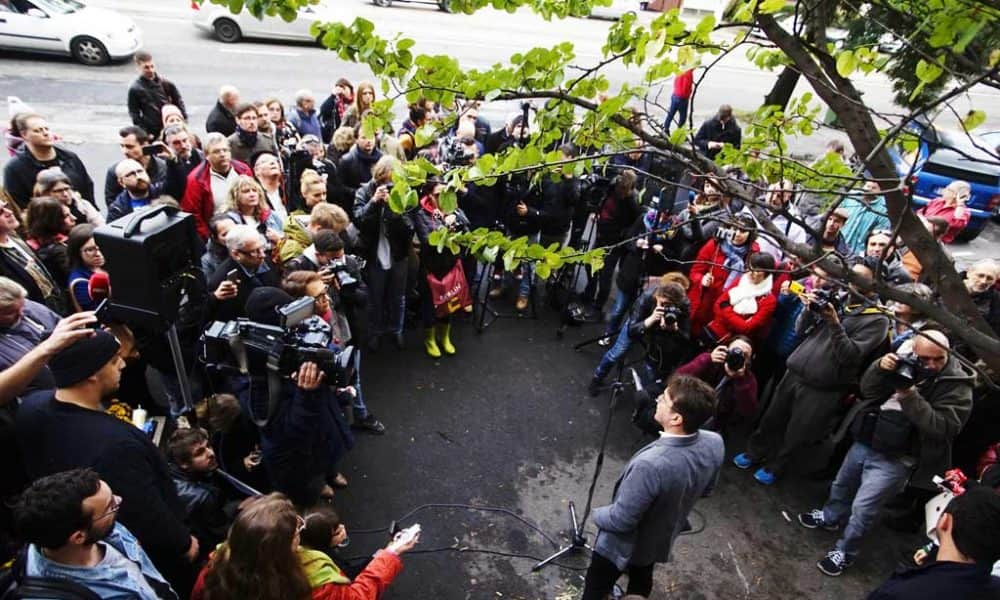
[372,0,452,10]
[191,1,331,44]
[0,0,141,65]
[889,123,1000,242]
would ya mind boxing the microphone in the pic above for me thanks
[88,271,111,302]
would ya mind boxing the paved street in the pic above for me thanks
[1,2,999,598]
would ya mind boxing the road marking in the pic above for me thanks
[218,48,302,57]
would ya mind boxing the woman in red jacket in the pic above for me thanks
[705,252,778,344]
[687,214,758,338]
[191,494,416,600]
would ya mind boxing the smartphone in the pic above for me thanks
[141,143,163,156]
[394,523,421,545]
[226,268,240,284]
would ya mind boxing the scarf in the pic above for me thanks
[236,126,258,148]
[299,547,351,587]
[720,240,751,288]
[727,274,773,315]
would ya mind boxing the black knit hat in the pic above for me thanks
[245,287,293,326]
[48,330,120,388]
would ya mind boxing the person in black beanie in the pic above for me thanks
[15,330,200,595]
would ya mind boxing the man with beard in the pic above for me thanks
[127,50,186,139]
[180,133,252,240]
[106,159,163,221]
[227,103,276,164]
[103,126,167,207]
[964,259,1000,335]
[12,468,178,599]
[809,207,852,257]
[16,331,198,593]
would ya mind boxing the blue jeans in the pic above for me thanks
[593,321,634,381]
[664,94,689,131]
[822,441,911,557]
[604,289,634,337]
[366,258,407,338]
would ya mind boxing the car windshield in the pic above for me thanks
[25,0,83,15]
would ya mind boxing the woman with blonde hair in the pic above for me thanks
[191,493,414,600]
[225,175,283,244]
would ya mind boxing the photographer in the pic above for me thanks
[797,330,973,576]
[206,225,280,323]
[352,156,412,353]
[233,288,354,507]
[589,282,691,395]
[286,232,367,327]
[687,214,759,337]
[676,336,758,434]
[734,260,891,485]
[581,169,641,315]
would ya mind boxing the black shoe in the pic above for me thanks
[817,550,854,576]
[368,336,380,354]
[798,509,839,531]
[393,332,405,350]
[352,414,386,435]
[588,377,603,397]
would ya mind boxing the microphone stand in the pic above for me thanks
[532,360,630,572]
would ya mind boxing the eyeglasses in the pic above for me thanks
[120,170,143,179]
[870,229,893,237]
[92,494,123,522]
[237,247,266,256]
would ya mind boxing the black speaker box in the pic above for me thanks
[94,206,201,331]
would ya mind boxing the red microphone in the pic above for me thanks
[88,271,111,302]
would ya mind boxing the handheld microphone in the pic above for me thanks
[88,271,111,302]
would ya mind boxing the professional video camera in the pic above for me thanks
[580,173,615,213]
[201,296,352,388]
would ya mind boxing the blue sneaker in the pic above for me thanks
[732,453,754,470]
[753,467,777,485]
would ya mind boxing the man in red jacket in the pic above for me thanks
[663,69,694,133]
[180,132,251,240]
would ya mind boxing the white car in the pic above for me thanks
[0,0,141,65]
[191,1,332,44]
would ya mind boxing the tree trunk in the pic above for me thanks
[763,66,801,109]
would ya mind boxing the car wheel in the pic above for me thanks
[373,0,392,6]
[213,18,242,43]
[438,0,452,11]
[70,36,109,66]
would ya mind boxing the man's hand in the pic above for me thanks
[184,535,200,562]
[264,229,282,245]
[38,312,97,357]
[701,273,714,288]
[213,280,238,300]
[636,238,649,250]
[644,305,666,330]
[818,302,839,323]
[708,141,724,150]
[780,280,791,295]
[516,201,528,217]
[373,185,389,203]
[294,362,325,391]
[879,353,899,372]
[710,345,728,364]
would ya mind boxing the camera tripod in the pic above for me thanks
[472,261,539,333]
[532,361,632,572]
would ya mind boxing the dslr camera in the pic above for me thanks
[725,346,746,372]
[890,352,925,386]
[660,305,685,327]
[809,288,840,314]
[201,296,352,388]
[322,257,360,290]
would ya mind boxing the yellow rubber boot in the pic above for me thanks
[424,328,441,358]
[438,322,456,355]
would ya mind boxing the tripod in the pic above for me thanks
[532,361,630,572]
[473,260,538,332]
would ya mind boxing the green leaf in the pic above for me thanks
[962,110,987,132]
[438,189,458,214]
[835,50,856,78]
[535,262,551,280]
[758,0,786,15]
[915,58,944,84]
[387,188,406,214]
[397,38,415,51]
[482,245,499,263]
[427,228,445,247]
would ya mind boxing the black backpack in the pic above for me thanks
[0,546,99,600]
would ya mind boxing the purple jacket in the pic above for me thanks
[675,352,759,418]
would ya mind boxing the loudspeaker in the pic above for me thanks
[94,206,201,331]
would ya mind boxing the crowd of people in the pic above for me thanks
[0,47,998,600]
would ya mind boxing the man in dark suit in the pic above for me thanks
[206,224,280,323]
[582,374,725,599]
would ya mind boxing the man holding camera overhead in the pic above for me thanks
[797,330,973,577]
[733,259,890,485]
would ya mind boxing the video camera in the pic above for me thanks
[201,296,352,388]
[808,288,841,314]
[580,173,614,213]
[890,352,926,386]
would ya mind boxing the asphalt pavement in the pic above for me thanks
[1,2,998,597]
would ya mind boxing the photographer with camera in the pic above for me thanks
[796,330,974,576]
[228,288,354,506]
[676,336,758,434]
[589,282,691,395]
[581,169,641,316]
[687,214,759,337]
[734,259,891,485]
